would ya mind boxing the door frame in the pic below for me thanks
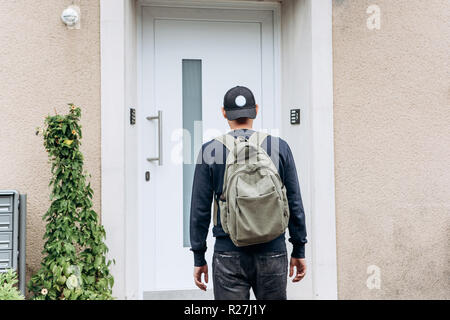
[139,4,280,295]
[101,0,337,299]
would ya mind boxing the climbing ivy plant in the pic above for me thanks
[28,104,114,300]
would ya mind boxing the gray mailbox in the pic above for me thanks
[0,190,26,294]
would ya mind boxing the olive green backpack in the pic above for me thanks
[214,131,290,247]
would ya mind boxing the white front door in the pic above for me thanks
[139,5,280,299]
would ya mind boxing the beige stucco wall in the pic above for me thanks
[333,0,450,299]
[0,1,101,282]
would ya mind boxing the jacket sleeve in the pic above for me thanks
[283,143,308,258]
[189,147,214,266]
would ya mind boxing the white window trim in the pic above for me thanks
[101,0,337,300]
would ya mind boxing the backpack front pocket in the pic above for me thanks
[235,190,284,246]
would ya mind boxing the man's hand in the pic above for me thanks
[193,265,209,291]
[289,258,307,282]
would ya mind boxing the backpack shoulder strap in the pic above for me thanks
[213,193,218,226]
[214,133,235,151]
[212,134,235,227]
[248,131,269,147]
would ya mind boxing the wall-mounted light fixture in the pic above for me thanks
[61,5,80,29]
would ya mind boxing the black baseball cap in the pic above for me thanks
[223,86,257,120]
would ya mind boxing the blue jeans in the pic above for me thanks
[212,251,288,300]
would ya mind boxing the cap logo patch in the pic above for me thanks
[235,95,246,107]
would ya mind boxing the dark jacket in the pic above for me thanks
[190,129,307,266]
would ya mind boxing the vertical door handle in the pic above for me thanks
[146,110,163,166]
